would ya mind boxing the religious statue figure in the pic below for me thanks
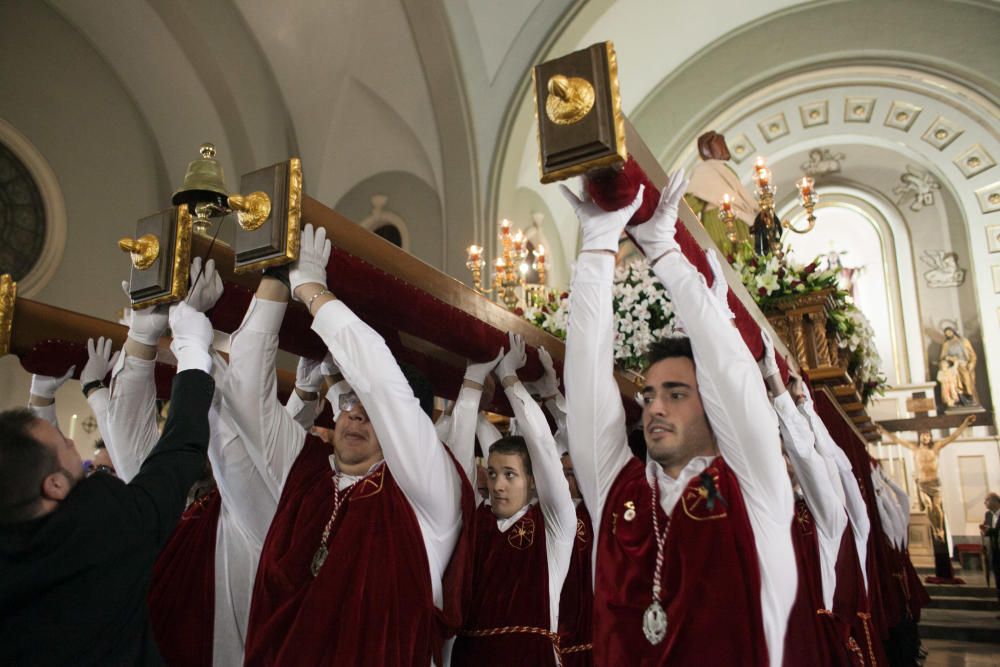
[937,358,961,408]
[877,415,976,542]
[939,327,979,406]
[683,131,757,251]
[921,250,966,288]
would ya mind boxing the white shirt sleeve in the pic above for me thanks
[105,352,161,482]
[85,387,112,449]
[310,299,462,609]
[884,476,910,544]
[503,380,577,631]
[222,297,307,497]
[772,392,847,610]
[650,251,795,667]
[446,385,486,504]
[564,253,632,536]
[476,413,503,451]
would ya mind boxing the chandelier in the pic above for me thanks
[466,219,547,310]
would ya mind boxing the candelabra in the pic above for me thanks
[789,177,818,234]
[466,218,547,310]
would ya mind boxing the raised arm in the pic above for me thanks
[27,367,75,429]
[79,336,119,450]
[449,351,502,502]
[293,225,462,542]
[877,426,915,451]
[124,301,214,545]
[496,332,576,631]
[283,356,323,431]
[222,275,305,496]
[561,184,645,527]
[933,415,976,452]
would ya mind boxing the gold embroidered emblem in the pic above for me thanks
[576,518,588,546]
[795,503,814,535]
[352,467,385,500]
[508,517,536,550]
[623,500,637,522]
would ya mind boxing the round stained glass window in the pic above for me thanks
[0,142,46,281]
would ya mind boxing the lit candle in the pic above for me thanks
[467,244,482,263]
[719,193,733,214]
[796,176,814,198]
[69,413,78,441]
[753,156,767,175]
[535,244,546,263]
[756,167,771,188]
[512,230,525,252]
[499,219,511,236]
[519,262,530,276]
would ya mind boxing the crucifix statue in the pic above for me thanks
[877,415,976,578]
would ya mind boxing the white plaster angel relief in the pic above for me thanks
[921,250,966,288]
[800,148,845,177]
[893,165,941,212]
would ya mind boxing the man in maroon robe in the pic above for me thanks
[560,174,797,666]
[231,225,472,666]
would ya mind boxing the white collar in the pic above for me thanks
[645,456,716,515]
[495,499,536,533]
[328,456,385,490]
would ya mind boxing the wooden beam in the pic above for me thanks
[877,413,983,433]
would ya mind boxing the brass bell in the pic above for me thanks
[172,143,230,216]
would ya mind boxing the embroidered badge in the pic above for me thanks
[576,518,589,548]
[680,470,728,521]
[623,500,637,522]
[508,517,535,549]
[795,502,814,535]
[352,466,385,500]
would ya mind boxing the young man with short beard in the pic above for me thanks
[561,173,797,666]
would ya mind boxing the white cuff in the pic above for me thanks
[175,348,213,374]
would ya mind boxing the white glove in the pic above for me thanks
[759,329,781,380]
[524,346,559,398]
[80,337,120,386]
[186,257,224,313]
[30,366,76,399]
[465,349,503,386]
[320,353,340,378]
[628,170,688,261]
[495,332,527,382]
[704,249,736,321]
[295,356,324,394]
[122,281,168,346]
[290,224,332,300]
[168,301,214,373]
[559,182,645,253]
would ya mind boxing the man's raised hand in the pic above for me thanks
[628,170,688,261]
[559,182,645,254]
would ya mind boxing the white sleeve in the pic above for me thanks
[283,390,320,431]
[222,297,306,495]
[434,412,454,444]
[504,380,576,632]
[476,413,503,451]
[565,253,632,532]
[884,476,910,541]
[773,394,847,543]
[650,251,794,667]
[772,392,846,610]
[310,300,462,562]
[28,402,58,429]
[105,352,160,482]
[446,385,486,503]
[85,387,112,448]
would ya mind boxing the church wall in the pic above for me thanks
[0,1,167,453]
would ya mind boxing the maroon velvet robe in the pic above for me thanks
[148,489,221,667]
[593,456,767,666]
[452,503,557,666]
[783,498,859,667]
[833,522,886,666]
[244,435,473,666]
[558,503,594,667]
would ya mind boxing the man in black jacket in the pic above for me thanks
[0,300,216,666]
[982,492,1000,615]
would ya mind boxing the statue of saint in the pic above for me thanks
[877,415,976,541]
[684,131,756,252]
[936,358,961,408]
[939,327,979,406]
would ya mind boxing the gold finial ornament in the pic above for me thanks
[118,234,161,270]
[0,273,15,357]
[228,191,272,231]
[545,74,596,125]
